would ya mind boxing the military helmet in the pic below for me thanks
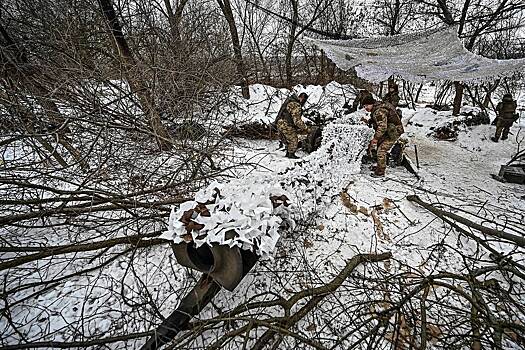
[502,93,513,102]
[362,95,376,105]
[297,92,308,106]
[298,92,309,100]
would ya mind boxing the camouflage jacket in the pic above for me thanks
[383,91,400,107]
[275,95,308,132]
[371,102,404,140]
[496,99,517,122]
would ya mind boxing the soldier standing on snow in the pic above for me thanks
[275,92,310,159]
[382,82,400,107]
[362,95,404,177]
[492,93,518,142]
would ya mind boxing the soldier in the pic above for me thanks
[492,93,518,142]
[382,82,400,107]
[362,95,404,177]
[275,92,310,159]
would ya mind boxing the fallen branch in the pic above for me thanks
[0,197,187,227]
[1,247,133,298]
[0,232,168,271]
[179,252,391,350]
[407,195,525,248]
[0,331,153,349]
[250,252,392,350]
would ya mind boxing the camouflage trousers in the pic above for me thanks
[494,119,513,140]
[276,120,299,153]
[376,135,399,172]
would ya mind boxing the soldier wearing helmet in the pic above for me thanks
[492,93,518,142]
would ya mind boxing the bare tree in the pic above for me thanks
[236,0,283,83]
[97,0,173,151]
[419,0,525,115]
[217,0,251,99]
[376,0,418,35]
[282,0,330,87]
[162,0,190,42]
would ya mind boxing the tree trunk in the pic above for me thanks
[482,80,500,108]
[436,0,464,116]
[98,0,172,151]
[318,50,326,84]
[415,83,424,103]
[470,292,482,350]
[217,0,250,99]
[390,0,401,35]
[482,91,491,108]
[328,59,336,82]
[402,81,416,109]
[285,0,299,88]
[452,81,464,116]
[164,0,189,43]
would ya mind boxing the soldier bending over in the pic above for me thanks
[275,92,310,159]
[363,96,404,177]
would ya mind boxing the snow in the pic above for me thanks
[2,80,525,349]
[167,82,524,264]
[198,85,525,349]
[224,81,357,125]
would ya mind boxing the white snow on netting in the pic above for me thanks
[162,123,373,258]
[306,26,525,83]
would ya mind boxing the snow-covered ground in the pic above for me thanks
[1,81,524,349]
[229,102,524,271]
[161,83,525,348]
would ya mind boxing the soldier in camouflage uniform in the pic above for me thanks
[363,95,404,177]
[382,82,400,107]
[275,92,310,159]
[492,94,518,142]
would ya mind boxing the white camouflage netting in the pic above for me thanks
[162,124,373,258]
[161,179,292,257]
[306,26,525,83]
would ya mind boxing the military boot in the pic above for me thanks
[491,136,499,143]
[371,167,385,177]
[286,152,299,159]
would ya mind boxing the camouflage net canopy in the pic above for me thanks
[307,26,525,83]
